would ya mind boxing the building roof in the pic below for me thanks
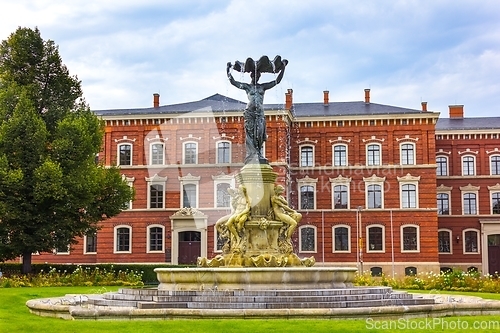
[436,117,500,131]
[94,93,431,118]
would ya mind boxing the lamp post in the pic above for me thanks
[357,206,363,273]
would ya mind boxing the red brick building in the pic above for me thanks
[30,89,500,276]
[435,105,500,275]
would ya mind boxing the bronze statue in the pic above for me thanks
[271,184,301,241]
[227,55,288,164]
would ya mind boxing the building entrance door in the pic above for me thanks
[488,234,500,275]
[178,231,201,265]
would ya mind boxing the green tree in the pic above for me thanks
[0,27,133,274]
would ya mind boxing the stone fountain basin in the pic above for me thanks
[154,267,357,291]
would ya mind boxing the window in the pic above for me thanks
[367,225,384,252]
[492,192,500,214]
[333,185,348,209]
[150,143,164,165]
[333,225,350,252]
[436,156,448,176]
[438,229,451,253]
[462,155,475,176]
[300,185,315,209]
[115,226,131,253]
[491,155,500,175]
[405,267,417,276]
[367,184,382,209]
[300,146,314,167]
[463,193,477,215]
[299,226,316,252]
[366,144,381,166]
[401,184,417,208]
[55,245,70,254]
[183,184,197,208]
[118,143,132,166]
[217,141,231,164]
[85,232,97,254]
[437,193,450,215]
[400,143,415,165]
[401,225,419,252]
[216,183,231,208]
[148,226,164,252]
[464,229,479,253]
[184,142,197,164]
[146,175,167,209]
[333,145,347,166]
[150,184,164,209]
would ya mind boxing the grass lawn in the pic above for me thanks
[2,286,500,333]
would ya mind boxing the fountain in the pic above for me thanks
[26,57,444,319]
[154,56,357,291]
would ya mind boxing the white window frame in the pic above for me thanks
[146,174,167,209]
[212,174,235,208]
[114,225,132,254]
[55,245,70,255]
[366,143,382,166]
[366,224,385,253]
[299,145,315,167]
[123,176,135,210]
[400,142,416,165]
[461,155,476,176]
[183,141,198,164]
[216,140,232,164]
[436,155,449,176]
[150,142,165,165]
[333,144,348,167]
[489,184,500,214]
[400,224,420,253]
[437,184,453,216]
[438,228,453,254]
[332,224,351,253]
[146,224,165,253]
[490,154,500,175]
[297,176,318,210]
[298,225,317,253]
[83,232,97,254]
[397,175,420,209]
[117,143,133,166]
[463,228,480,254]
[179,173,200,209]
[363,175,385,209]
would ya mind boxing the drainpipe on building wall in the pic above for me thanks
[390,209,395,278]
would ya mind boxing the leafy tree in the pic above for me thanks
[0,27,133,273]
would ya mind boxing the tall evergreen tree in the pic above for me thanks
[0,27,133,273]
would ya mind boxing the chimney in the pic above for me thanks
[449,105,464,118]
[323,90,329,106]
[364,89,370,104]
[285,88,293,110]
[153,93,160,108]
[421,102,427,112]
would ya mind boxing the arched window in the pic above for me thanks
[367,184,382,209]
[463,193,477,215]
[401,225,419,252]
[118,143,132,166]
[217,141,231,164]
[300,185,315,209]
[366,144,381,166]
[114,225,132,253]
[183,142,198,164]
[333,225,350,252]
[436,156,448,176]
[147,225,164,253]
[333,185,348,209]
[491,155,500,175]
[437,193,450,215]
[462,155,475,176]
[438,229,451,253]
[216,183,231,208]
[463,229,479,253]
[299,225,316,252]
[300,145,314,167]
[367,225,385,252]
[183,184,197,208]
[401,184,417,208]
[150,143,164,165]
[333,144,347,166]
[400,143,415,165]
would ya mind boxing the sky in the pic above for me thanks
[1,0,499,117]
